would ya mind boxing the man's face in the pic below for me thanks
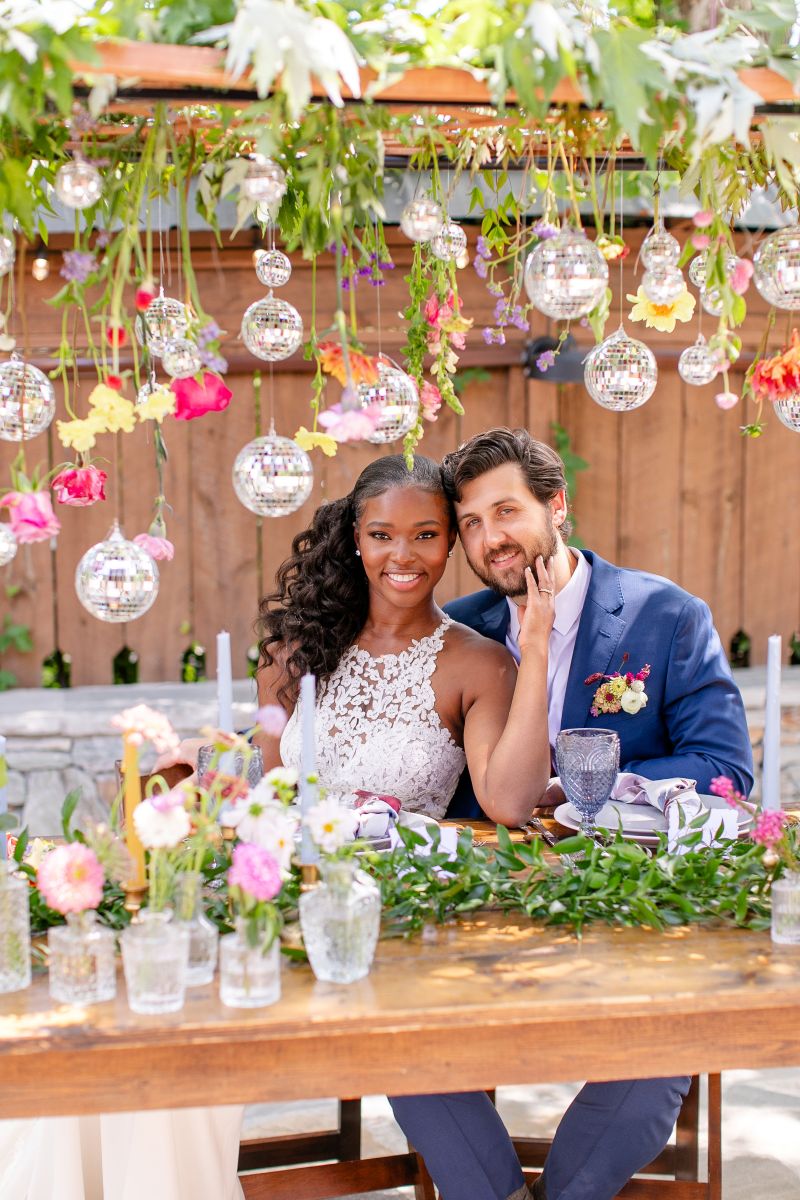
[454,463,562,598]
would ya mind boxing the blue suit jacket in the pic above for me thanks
[444,550,754,818]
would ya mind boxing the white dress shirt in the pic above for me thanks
[505,550,592,749]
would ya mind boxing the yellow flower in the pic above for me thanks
[627,286,695,333]
[56,414,106,453]
[87,384,136,433]
[294,426,338,457]
[136,385,176,424]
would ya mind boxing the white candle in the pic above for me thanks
[0,734,8,860]
[762,634,782,811]
[299,673,319,864]
[216,631,234,734]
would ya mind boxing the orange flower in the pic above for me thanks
[317,341,379,386]
[751,330,800,402]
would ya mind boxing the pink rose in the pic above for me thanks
[171,372,232,421]
[420,382,442,422]
[133,533,174,561]
[691,233,710,251]
[730,257,754,296]
[0,490,61,543]
[692,210,714,228]
[715,391,739,410]
[51,466,107,507]
[319,403,381,443]
[228,842,282,902]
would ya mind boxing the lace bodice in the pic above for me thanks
[280,616,466,820]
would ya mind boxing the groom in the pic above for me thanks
[389,428,753,1200]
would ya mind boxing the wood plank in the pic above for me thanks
[556,382,621,559]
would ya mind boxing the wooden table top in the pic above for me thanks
[2,912,800,1119]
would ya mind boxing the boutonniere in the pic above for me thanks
[585,654,651,717]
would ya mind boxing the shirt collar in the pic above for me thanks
[506,549,590,639]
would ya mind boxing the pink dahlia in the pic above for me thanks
[37,843,104,914]
[133,533,174,561]
[228,842,282,902]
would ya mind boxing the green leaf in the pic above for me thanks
[61,789,81,841]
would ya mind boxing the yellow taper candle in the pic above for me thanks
[122,734,146,889]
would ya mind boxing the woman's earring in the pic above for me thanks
[448,549,453,558]
[355,549,361,557]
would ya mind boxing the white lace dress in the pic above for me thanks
[281,616,467,820]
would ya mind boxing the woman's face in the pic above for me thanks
[354,486,455,608]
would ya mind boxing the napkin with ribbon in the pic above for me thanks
[610,773,739,852]
[351,790,401,841]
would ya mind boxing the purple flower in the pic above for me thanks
[510,306,529,332]
[60,250,96,283]
[494,297,508,322]
[482,328,505,346]
[199,349,228,373]
[357,266,373,278]
[197,319,221,347]
[536,351,556,372]
[486,281,504,296]
[476,236,489,258]
[482,327,495,345]
[533,220,559,240]
[341,276,352,291]
[368,277,385,287]
[378,260,395,271]
[94,230,111,249]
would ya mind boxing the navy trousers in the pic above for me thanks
[389,1076,691,1200]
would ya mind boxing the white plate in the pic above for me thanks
[553,794,752,846]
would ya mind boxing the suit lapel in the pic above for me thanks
[475,596,510,646]
[560,553,627,730]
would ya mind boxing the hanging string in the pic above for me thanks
[158,192,165,292]
[46,422,60,655]
[618,165,625,328]
[268,360,275,434]
[253,371,264,610]
[374,215,383,362]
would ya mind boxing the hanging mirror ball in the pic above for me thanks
[255,248,292,288]
[524,228,608,320]
[243,157,287,206]
[135,295,189,357]
[430,221,468,263]
[356,362,420,443]
[642,265,685,305]
[75,521,159,623]
[0,235,14,277]
[0,523,17,567]
[640,226,681,270]
[775,394,800,432]
[241,295,303,361]
[232,435,314,516]
[584,328,657,412]
[678,336,718,386]
[0,356,56,441]
[161,337,202,379]
[689,252,736,291]
[400,198,443,243]
[753,225,800,310]
[54,160,103,210]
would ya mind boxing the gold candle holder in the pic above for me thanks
[300,862,319,890]
[123,882,148,919]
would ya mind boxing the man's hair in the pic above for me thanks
[440,427,572,536]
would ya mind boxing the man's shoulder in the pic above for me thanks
[588,550,704,620]
[444,588,503,624]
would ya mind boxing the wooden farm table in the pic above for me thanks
[1,912,799,1120]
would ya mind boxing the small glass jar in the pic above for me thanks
[299,859,381,984]
[771,872,800,945]
[174,870,218,987]
[47,910,116,1005]
[219,918,281,1008]
[0,860,31,994]
[121,909,189,1014]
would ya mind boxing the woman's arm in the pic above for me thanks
[253,657,295,773]
[462,558,553,826]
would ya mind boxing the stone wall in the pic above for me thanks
[2,670,799,837]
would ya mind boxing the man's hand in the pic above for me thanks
[532,777,566,815]
[153,736,206,774]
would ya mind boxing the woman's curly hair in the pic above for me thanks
[257,454,449,705]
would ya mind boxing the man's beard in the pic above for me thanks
[466,525,560,598]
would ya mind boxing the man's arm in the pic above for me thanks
[624,595,754,796]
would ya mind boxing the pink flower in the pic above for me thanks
[319,403,381,443]
[715,391,739,410]
[171,372,232,421]
[52,466,107,507]
[133,533,174,561]
[730,258,754,296]
[709,775,735,799]
[0,490,61,544]
[148,784,190,814]
[228,842,282,902]
[691,233,710,251]
[37,843,104,914]
[752,809,787,847]
[420,382,442,422]
[256,704,289,737]
[110,704,179,754]
[692,210,714,228]
[135,283,157,312]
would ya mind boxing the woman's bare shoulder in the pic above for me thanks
[444,619,515,667]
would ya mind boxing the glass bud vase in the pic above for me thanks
[299,859,381,984]
[174,871,218,986]
[0,860,31,994]
[771,872,800,944]
[121,909,189,1014]
[47,910,116,1005]
[219,919,281,1008]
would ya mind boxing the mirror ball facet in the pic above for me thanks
[75,523,159,623]
[232,435,314,516]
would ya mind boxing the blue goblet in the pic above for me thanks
[555,728,620,838]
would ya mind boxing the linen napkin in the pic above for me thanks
[610,773,738,852]
[351,790,401,841]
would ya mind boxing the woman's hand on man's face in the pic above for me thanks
[516,555,556,654]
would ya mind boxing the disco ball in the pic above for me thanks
[640,226,681,270]
[678,335,718,386]
[241,296,303,361]
[232,434,314,516]
[400,199,443,243]
[243,157,287,206]
[356,361,420,443]
[54,160,103,210]
[524,228,608,320]
[161,337,202,379]
[775,393,800,432]
[689,252,736,292]
[642,265,685,305]
[753,225,800,310]
[255,248,292,288]
[430,222,468,262]
[584,327,657,412]
[135,294,189,357]
[0,235,14,277]
[75,522,159,623]
[0,523,17,567]
[0,355,56,441]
